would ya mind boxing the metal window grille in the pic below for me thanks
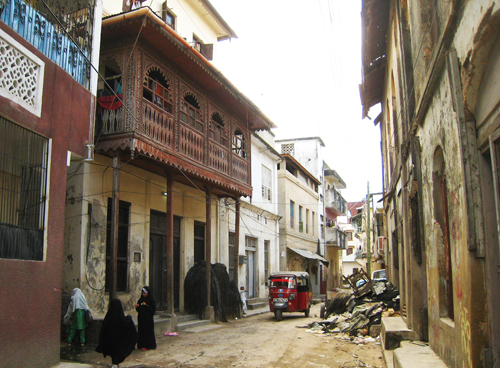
[0,117,48,260]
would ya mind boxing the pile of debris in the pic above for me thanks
[311,269,399,337]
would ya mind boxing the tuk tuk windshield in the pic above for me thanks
[270,276,296,289]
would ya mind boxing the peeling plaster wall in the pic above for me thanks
[417,69,488,367]
[63,154,217,316]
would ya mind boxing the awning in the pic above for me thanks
[289,248,329,267]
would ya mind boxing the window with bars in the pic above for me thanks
[194,222,205,263]
[209,112,227,146]
[143,69,173,113]
[228,232,235,280]
[180,93,203,132]
[105,198,131,292]
[232,128,247,158]
[281,143,294,155]
[0,118,48,261]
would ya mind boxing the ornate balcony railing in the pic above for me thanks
[97,97,250,187]
[0,0,94,88]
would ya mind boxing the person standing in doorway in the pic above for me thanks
[96,299,138,368]
[64,288,90,347]
[135,286,157,350]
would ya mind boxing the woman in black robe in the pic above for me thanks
[96,299,138,368]
[135,286,157,350]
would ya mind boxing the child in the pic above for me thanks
[239,286,247,314]
[64,288,90,347]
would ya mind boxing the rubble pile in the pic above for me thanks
[306,279,400,338]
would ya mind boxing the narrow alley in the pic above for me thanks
[60,303,386,368]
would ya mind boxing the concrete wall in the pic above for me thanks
[371,1,500,366]
[0,22,92,368]
[63,154,216,315]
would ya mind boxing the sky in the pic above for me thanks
[209,0,383,202]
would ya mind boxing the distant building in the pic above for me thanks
[276,137,347,294]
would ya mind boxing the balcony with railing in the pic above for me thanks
[325,186,347,215]
[325,225,347,249]
[0,0,95,89]
[95,61,251,197]
[94,8,277,198]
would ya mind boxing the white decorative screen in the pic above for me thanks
[0,30,45,117]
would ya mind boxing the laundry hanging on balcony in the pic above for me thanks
[97,87,123,112]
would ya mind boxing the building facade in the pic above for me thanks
[221,130,282,301]
[361,0,500,366]
[63,0,275,323]
[0,0,103,366]
[276,137,347,294]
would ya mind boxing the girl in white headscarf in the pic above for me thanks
[64,288,90,347]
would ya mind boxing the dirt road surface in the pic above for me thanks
[63,303,386,368]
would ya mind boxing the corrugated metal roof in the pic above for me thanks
[289,247,329,266]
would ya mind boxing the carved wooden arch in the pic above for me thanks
[144,65,173,90]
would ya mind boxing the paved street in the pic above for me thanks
[60,303,386,368]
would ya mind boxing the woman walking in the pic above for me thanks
[134,286,157,350]
[64,288,90,347]
[96,299,138,368]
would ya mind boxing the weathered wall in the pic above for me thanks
[63,154,217,316]
[417,69,488,367]
[0,22,92,368]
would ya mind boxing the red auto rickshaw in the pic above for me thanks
[268,271,313,321]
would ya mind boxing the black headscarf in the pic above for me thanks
[137,286,156,313]
[96,299,138,364]
[136,286,157,350]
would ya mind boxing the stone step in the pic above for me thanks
[247,301,267,310]
[393,341,448,368]
[246,298,268,310]
[381,316,420,350]
[177,318,212,331]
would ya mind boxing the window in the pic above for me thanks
[143,68,172,113]
[228,232,235,280]
[106,199,131,292]
[162,3,176,30]
[347,247,354,256]
[192,34,202,52]
[299,205,303,232]
[180,93,203,132]
[245,236,257,249]
[261,165,272,201]
[194,222,205,263]
[306,209,309,234]
[312,211,315,236]
[281,143,294,155]
[0,118,48,261]
[209,112,227,146]
[232,128,247,158]
[290,201,295,229]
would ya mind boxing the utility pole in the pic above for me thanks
[366,182,371,277]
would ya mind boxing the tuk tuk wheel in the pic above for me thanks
[305,304,310,317]
[320,304,325,319]
[275,309,283,321]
